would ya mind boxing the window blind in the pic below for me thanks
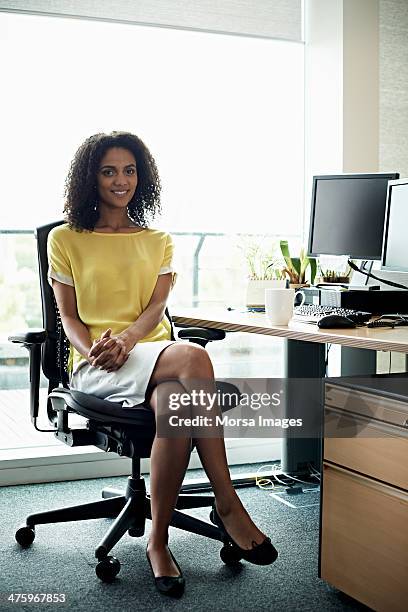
[0,0,302,41]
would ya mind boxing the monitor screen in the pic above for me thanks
[381,179,408,272]
[308,173,399,260]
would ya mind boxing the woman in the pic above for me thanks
[48,131,277,598]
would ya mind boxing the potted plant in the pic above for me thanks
[315,264,352,284]
[278,240,317,288]
[239,237,286,308]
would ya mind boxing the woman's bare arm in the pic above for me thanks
[120,273,173,347]
[51,280,94,361]
[52,273,172,371]
[51,280,127,371]
[89,273,173,367]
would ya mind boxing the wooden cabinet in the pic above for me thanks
[320,377,408,612]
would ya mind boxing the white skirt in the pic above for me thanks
[69,340,177,408]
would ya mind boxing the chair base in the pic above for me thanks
[19,476,223,571]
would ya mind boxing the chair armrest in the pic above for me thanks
[7,329,46,424]
[177,327,226,342]
[8,329,47,344]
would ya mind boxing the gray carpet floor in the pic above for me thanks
[0,466,369,612]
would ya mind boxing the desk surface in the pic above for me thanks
[172,308,408,354]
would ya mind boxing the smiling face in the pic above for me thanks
[96,147,138,211]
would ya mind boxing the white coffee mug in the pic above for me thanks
[265,288,296,325]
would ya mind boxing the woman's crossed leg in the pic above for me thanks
[146,342,268,578]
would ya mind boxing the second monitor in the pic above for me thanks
[308,172,399,260]
[381,178,408,273]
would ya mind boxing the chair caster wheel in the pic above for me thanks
[95,556,121,582]
[128,526,144,537]
[220,544,241,565]
[15,525,35,548]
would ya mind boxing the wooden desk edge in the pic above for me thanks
[172,312,408,354]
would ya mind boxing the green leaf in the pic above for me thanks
[280,240,295,274]
[279,240,290,260]
[291,257,301,276]
[309,258,317,284]
[300,255,309,275]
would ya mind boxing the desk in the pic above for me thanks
[173,308,408,473]
[173,309,408,609]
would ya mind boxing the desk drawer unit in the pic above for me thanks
[321,379,408,611]
[321,463,408,612]
[324,407,408,490]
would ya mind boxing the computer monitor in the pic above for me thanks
[308,172,399,260]
[381,178,408,272]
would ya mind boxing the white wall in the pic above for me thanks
[380,0,408,177]
[304,0,380,198]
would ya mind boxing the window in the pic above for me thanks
[0,12,304,470]
[1,13,304,235]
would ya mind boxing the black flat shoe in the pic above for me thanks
[146,547,185,598]
[210,505,278,566]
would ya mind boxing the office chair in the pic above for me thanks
[9,220,241,582]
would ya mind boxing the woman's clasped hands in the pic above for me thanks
[87,328,131,373]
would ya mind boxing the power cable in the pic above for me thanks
[348,260,408,290]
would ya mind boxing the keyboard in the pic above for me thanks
[293,304,372,324]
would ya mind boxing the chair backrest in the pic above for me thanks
[36,220,176,387]
[36,220,70,386]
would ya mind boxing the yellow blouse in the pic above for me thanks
[47,223,176,371]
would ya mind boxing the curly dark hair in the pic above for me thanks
[63,131,162,231]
